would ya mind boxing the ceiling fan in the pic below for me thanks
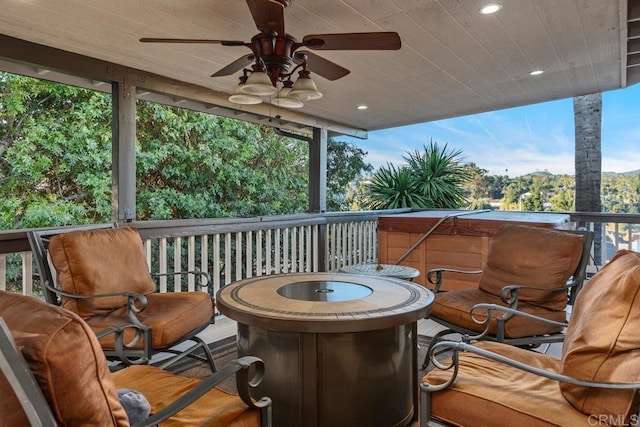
[140,0,401,108]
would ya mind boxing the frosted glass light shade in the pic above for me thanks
[242,71,277,96]
[272,87,304,108]
[228,83,263,105]
[288,76,322,101]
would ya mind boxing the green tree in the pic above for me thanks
[364,141,471,209]
[326,138,373,211]
[0,73,112,229]
[135,101,308,219]
[0,72,377,227]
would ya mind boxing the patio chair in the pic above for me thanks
[0,290,272,427]
[420,249,640,426]
[422,225,593,368]
[28,224,217,370]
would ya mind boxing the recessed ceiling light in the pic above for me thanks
[529,70,544,76]
[357,105,368,110]
[479,3,502,14]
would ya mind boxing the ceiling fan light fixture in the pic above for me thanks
[229,76,263,105]
[288,70,323,101]
[272,81,304,108]
[242,70,278,96]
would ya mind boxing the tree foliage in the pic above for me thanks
[326,138,373,211]
[0,72,371,229]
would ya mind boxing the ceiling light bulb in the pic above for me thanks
[479,3,502,14]
[242,70,277,96]
[288,70,323,101]
[529,70,544,76]
[357,105,368,110]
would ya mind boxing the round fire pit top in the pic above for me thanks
[216,272,433,333]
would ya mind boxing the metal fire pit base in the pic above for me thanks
[237,322,415,427]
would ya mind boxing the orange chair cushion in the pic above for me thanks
[479,225,584,311]
[49,226,156,318]
[560,250,640,420]
[424,341,591,426]
[112,365,261,427]
[0,291,128,426]
[86,292,213,349]
[432,288,565,338]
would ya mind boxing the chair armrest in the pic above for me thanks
[42,280,148,312]
[422,340,640,392]
[133,356,272,427]
[500,277,577,305]
[427,268,482,293]
[463,303,568,341]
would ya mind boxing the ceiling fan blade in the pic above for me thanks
[302,32,401,50]
[140,38,246,46]
[211,54,256,77]
[246,0,286,36]
[294,51,350,81]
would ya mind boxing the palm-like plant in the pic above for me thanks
[365,140,471,209]
[404,141,471,208]
[365,163,430,209]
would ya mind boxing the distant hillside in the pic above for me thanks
[517,170,640,178]
[603,169,640,176]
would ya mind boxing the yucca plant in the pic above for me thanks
[365,163,430,209]
[404,140,471,208]
[365,140,471,209]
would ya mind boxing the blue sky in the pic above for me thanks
[345,84,640,177]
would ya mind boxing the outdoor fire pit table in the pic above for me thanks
[216,272,433,427]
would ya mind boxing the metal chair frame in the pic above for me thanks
[28,224,217,370]
[422,229,594,369]
[0,317,272,427]
[420,336,640,427]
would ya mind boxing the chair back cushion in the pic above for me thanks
[560,250,640,420]
[0,291,129,426]
[478,225,584,311]
[49,226,155,317]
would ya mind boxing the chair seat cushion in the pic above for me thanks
[112,365,261,427]
[432,288,565,338]
[423,341,591,426]
[86,291,213,349]
[0,291,128,426]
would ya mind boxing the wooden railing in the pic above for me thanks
[0,209,638,298]
[0,209,406,298]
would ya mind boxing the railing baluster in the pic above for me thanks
[256,230,263,277]
[246,231,253,279]
[266,229,272,275]
[224,233,232,286]
[22,252,32,296]
[159,238,168,293]
[188,235,195,291]
[0,254,6,291]
[275,229,281,274]
[174,237,182,292]
[200,234,208,289]
[291,227,298,273]
[213,234,221,294]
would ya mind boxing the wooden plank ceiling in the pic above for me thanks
[0,0,633,134]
